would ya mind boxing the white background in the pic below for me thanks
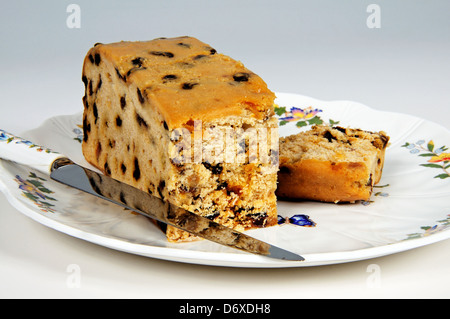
[0,0,449,298]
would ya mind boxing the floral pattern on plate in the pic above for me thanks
[14,172,57,213]
[274,105,340,128]
[72,125,83,143]
[402,140,450,179]
[405,214,450,240]
[0,129,58,154]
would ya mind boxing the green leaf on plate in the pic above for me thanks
[37,186,53,194]
[329,119,340,126]
[419,153,437,157]
[307,116,323,125]
[23,192,38,201]
[39,201,55,207]
[274,106,286,116]
[296,121,308,127]
[401,142,410,148]
[29,172,46,181]
[27,179,44,188]
[420,163,444,168]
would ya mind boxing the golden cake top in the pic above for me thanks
[84,36,276,129]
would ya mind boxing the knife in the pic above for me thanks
[0,129,304,261]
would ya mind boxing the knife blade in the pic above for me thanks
[0,129,304,261]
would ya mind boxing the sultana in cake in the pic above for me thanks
[81,36,279,242]
[277,125,389,203]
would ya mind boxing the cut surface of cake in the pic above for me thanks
[81,36,279,242]
[277,125,389,203]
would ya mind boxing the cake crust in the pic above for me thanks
[83,37,275,130]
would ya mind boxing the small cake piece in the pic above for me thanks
[81,36,279,242]
[277,125,389,203]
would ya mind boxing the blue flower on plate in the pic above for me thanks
[277,215,287,224]
[0,132,8,141]
[15,139,33,146]
[278,214,316,227]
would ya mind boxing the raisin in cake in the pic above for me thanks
[81,36,279,242]
[277,125,389,203]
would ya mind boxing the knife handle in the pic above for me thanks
[0,129,66,175]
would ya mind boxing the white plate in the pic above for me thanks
[1,92,450,268]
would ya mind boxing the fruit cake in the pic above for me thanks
[277,125,389,203]
[81,36,279,242]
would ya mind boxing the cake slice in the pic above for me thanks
[81,36,279,242]
[277,125,389,203]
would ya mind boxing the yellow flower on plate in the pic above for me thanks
[279,106,322,122]
[428,153,450,163]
